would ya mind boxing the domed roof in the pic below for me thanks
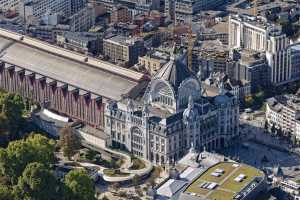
[154,55,191,92]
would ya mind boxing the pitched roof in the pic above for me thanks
[154,56,191,92]
[157,179,188,198]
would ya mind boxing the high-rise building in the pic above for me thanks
[229,15,271,52]
[228,14,300,85]
[265,30,290,85]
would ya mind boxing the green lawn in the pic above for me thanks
[221,165,263,192]
[183,162,264,200]
[103,169,130,177]
[200,162,235,183]
[185,179,210,195]
[129,158,146,170]
[185,162,235,196]
[208,189,235,200]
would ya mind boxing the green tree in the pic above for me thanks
[132,175,140,186]
[0,185,13,200]
[25,133,56,165]
[59,126,81,159]
[0,134,55,184]
[271,124,276,135]
[64,169,96,200]
[0,93,24,134]
[13,162,60,200]
[0,113,10,147]
[264,121,268,131]
[292,135,298,146]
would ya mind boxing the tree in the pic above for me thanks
[292,135,298,146]
[277,127,283,138]
[264,121,268,131]
[0,93,24,135]
[25,133,56,165]
[13,162,60,200]
[0,134,55,184]
[0,185,13,200]
[0,113,10,147]
[132,175,140,186]
[271,124,276,135]
[64,169,96,200]
[60,126,81,159]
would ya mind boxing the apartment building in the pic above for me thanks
[19,0,87,22]
[266,94,300,138]
[68,5,95,32]
[110,6,132,24]
[175,0,226,23]
[103,35,144,67]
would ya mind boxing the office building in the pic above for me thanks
[110,6,132,24]
[175,0,226,23]
[228,14,300,85]
[103,35,144,67]
[135,51,169,75]
[266,94,300,139]
[68,5,95,32]
[19,0,87,22]
[57,31,103,55]
[234,50,270,92]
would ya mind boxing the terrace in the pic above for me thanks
[183,162,264,200]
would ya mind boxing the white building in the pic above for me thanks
[280,179,300,199]
[104,53,239,166]
[0,0,19,12]
[19,0,87,22]
[229,15,271,52]
[175,0,226,23]
[68,5,95,32]
[266,94,300,139]
[229,14,300,85]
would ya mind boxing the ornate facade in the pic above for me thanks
[105,55,240,166]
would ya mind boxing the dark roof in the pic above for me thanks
[154,56,191,92]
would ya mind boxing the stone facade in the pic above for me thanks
[105,55,239,166]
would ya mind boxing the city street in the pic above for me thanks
[220,113,300,181]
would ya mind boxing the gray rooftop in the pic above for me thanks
[154,56,191,92]
[0,31,147,101]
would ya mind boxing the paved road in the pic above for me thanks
[223,113,300,180]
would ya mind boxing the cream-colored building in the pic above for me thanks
[137,51,169,75]
[266,94,300,138]
[229,15,270,52]
[103,35,144,67]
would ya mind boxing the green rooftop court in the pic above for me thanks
[184,162,265,200]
